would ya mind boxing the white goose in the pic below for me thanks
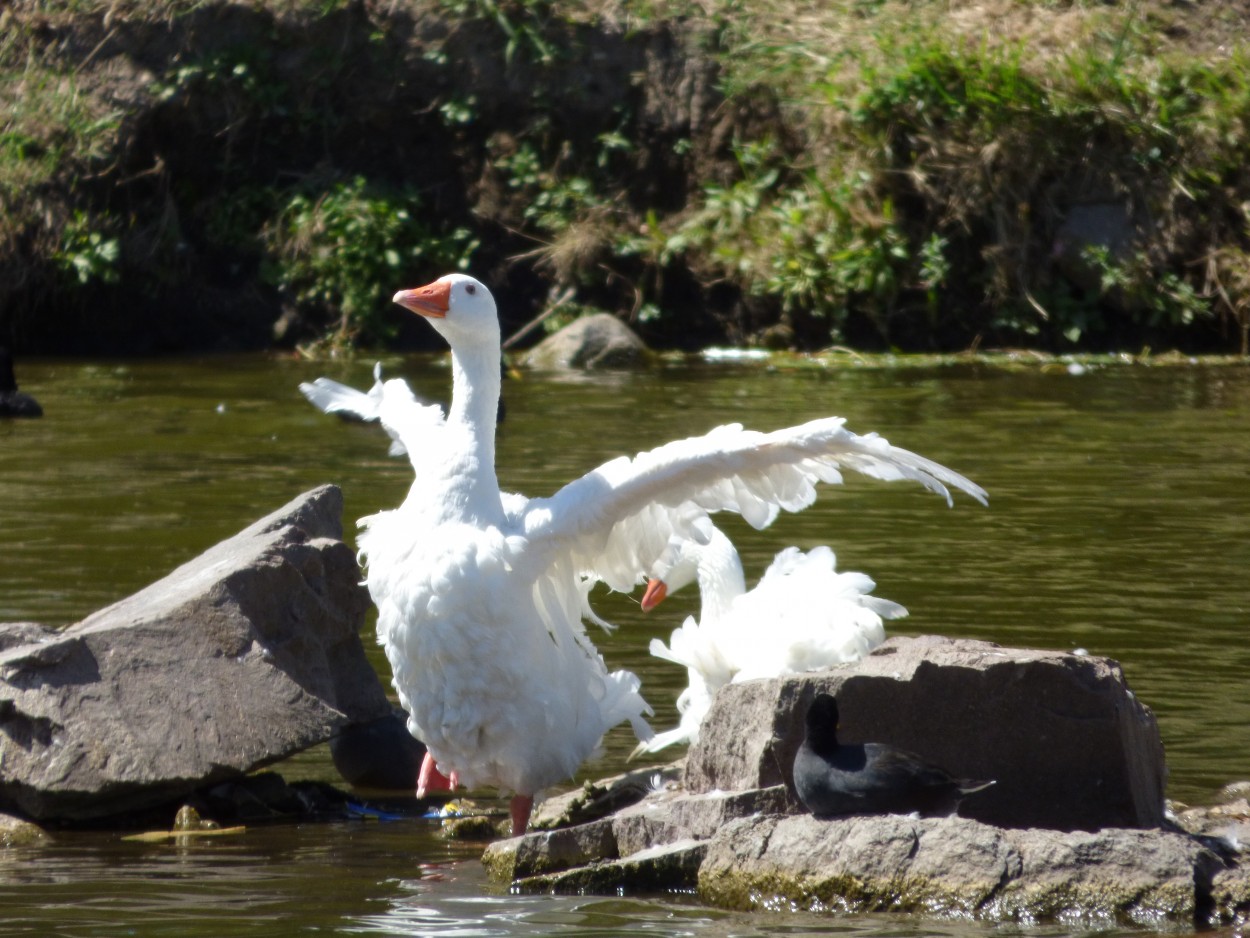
[636,523,907,753]
[329,272,986,835]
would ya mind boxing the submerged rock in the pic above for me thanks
[0,485,392,822]
[0,812,47,847]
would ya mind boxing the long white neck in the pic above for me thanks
[438,341,504,523]
[449,342,500,446]
[694,529,747,624]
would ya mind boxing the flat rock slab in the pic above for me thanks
[700,814,1222,926]
[0,485,391,821]
[529,761,684,831]
[611,786,790,857]
[685,635,1166,831]
[483,818,620,882]
[484,785,788,884]
[516,840,707,895]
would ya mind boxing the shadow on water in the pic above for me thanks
[1,354,1247,936]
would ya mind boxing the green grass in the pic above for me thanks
[3,0,1250,353]
[658,1,1250,349]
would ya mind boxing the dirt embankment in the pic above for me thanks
[2,2,752,353]
[3,0,1249,355]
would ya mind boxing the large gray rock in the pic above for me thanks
[685,636,1166,831]
[522,313,649,370]
[0,485,391,821]
[699,813,1220,924]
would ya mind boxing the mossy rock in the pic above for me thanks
[0,813,46,848]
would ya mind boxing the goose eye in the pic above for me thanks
[466,284,477,296]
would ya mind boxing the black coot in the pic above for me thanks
[793,693,994,818]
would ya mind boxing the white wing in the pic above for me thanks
[300,363,445,458]
[522,416,986,593]
[299,362,386,420]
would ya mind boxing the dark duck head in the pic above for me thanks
[793,693,994,819]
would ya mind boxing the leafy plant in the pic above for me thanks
[55,212,120,285]
[263,177,478,349]
[917,232,950,313]
[152,51,287,114]
[439,95,479,126]
[1086,246,1212,333]
[434,0,559,65]
[496,142,607,235]
[646,139,913,342]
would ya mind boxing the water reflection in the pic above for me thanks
[1,355,1249,936]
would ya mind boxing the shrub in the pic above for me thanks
[262,177,478,350]
[54,211,120,286]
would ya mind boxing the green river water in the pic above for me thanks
[1,352,1247,937]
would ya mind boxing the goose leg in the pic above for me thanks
[416,751,458,798]
[509,794,534,836]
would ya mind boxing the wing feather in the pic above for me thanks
[300,364,446,459]
[523,416,986,592]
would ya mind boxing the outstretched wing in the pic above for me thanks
[300,362,386,421]
[521,417,986,593]
[300,363,445,458]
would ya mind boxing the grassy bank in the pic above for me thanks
[3,0,1250,354]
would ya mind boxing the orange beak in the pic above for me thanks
[393,280,451,319]
[640,579,668,612]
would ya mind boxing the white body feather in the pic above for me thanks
[640,526,907,753]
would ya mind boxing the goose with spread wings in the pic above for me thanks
[310,273,986,835]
